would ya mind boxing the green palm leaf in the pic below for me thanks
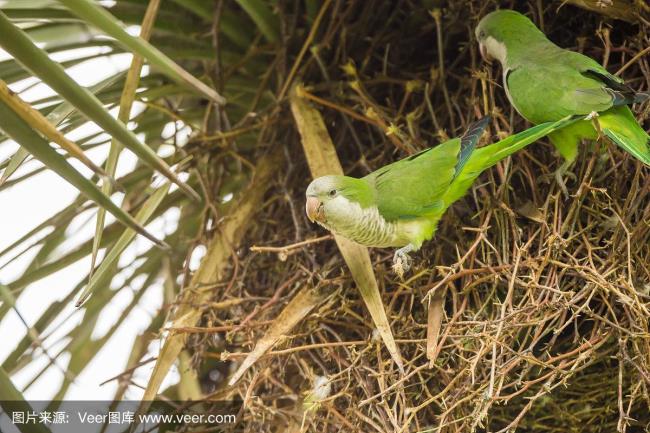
[0,11,200,201]
[0,366,51,433]
[0,100,168,249]
[57,0,226,105]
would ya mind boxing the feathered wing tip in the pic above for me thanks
[599,106,650,165]
[582,70,650,107]
[462,116,492,142]
[455,116,491,176]
[610,89,650,107]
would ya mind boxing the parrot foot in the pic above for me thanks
[554,169,576,198]
[541,161,576,198]
[392,244,415,279]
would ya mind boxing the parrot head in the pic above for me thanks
[475,10,546,65]
[305,175,374,231]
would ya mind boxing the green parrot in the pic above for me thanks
[305,116,577,277]
[475,10,650,194]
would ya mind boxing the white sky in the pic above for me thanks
[0,42,183,401]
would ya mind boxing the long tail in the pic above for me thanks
[442,116,580,204]
[599,105,650,165]
[472,117,579,168]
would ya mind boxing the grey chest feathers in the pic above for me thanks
[319,201,400,248]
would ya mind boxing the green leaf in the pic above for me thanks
[91,0,160,285]
[2,8,79,22]
[235,0,280,43]
[0,99,169,249]
[169,0,212,20]
[47,70,127,125]
[0,147,29,186]
[0,79,119,186]
[0,366,52,433]
[25,22,96,49]
[1,71,125,186]
[78,182,171,307]
[219,10,254,49]
[0,11,200,202]
[57,0,226,105]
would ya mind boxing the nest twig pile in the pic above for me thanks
[180,1,650,431]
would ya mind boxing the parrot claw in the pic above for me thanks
[392,254,410,279]
[555,170,569,198]
[540,161,575,198]
[554,160,577,198]
[392,245,415,279]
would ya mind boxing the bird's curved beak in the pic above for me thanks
[479,42,492,64]
[305,196,323,223]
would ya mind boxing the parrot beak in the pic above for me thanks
[479,42,492,64]
[305,196,324,223]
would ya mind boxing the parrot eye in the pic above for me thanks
[328,189,337,197]
[478,30,486,39]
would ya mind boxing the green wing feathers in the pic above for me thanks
[366,117,491,221]
[366,139,459,221]
[599,106,650,165]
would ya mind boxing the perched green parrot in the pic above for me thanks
[475,10,650,193]
[305,116,577,277]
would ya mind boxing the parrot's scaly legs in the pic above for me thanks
[540,160,576,198]
[392,243,416,279]
[554,160,577,198]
